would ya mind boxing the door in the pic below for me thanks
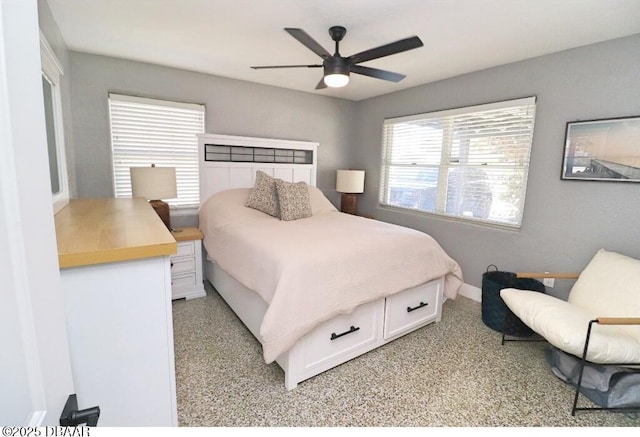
[0,0,75,425]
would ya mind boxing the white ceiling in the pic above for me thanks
[46,0,640,101]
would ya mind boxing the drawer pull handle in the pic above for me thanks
[407,301,428,313]
[330,325,360,341]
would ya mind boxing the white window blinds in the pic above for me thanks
[380,97,537,228]
[109,94,205,208]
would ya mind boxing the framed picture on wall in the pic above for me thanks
[562,115,640,182]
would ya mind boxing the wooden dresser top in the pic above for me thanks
[55,198,177,268]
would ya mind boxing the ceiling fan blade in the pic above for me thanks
[315,77,327,90]
[285,28,332,60]
[347,36,423,64]
[351,65,406,82]
[251,64,322,69]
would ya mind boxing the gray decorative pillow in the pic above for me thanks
[275,179,312,221]
[245,170,279,217]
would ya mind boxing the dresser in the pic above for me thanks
[55,198,178,426]
[170,227,206,300]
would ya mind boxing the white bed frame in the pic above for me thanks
[198,133,444,389]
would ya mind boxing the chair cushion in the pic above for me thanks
[501,288,640,364]
[568,249,640,343]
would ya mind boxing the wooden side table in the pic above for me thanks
[170,227,206,300]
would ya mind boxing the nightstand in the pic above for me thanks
[170,227,206,300]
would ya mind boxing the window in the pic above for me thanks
[379,97,537,228]
[109,94,205,208]
[40,32,69,213]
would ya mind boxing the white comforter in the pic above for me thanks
[200,188,463,363]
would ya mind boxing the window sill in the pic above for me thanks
[377,204,521,232]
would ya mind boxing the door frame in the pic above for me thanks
[0,0,75,425]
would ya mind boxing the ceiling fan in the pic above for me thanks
[251,26,424,89]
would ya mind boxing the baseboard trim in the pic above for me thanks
[458,282,481,302]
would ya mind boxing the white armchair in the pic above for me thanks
[500,249,640,415]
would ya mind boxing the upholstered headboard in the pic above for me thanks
[197,134,318,205]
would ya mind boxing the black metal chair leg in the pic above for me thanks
[572,320,595,416]
[571,357,587,415]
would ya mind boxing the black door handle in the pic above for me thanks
[60,394,100,427]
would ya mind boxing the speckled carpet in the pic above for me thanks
[172,283,638,427]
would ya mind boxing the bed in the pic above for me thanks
[197,133,463,389]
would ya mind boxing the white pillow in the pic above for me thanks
[199,188,272,231]
[308,185,338,215]
[569,249,640,332]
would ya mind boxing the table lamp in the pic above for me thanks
[130,164,177,230]
[336,169,365,215]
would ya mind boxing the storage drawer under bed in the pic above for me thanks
[300,299,384,370]
[383,278,443,340]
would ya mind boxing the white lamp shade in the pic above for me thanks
[336,170,365,193]
[324,74,350,88]
[130,166,177,200]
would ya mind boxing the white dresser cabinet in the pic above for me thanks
[170,227,206,300]
[55,198,178,426]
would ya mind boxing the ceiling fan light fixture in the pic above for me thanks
[324,73,350,88]
[323,56,350,88]
[251,26,424,91]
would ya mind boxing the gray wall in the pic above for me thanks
[352,34,640,297]
[67,52,356,226]
[65,31,640,297]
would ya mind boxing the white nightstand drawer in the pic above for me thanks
[170,227,206,301]
[383,278,443,340]
[172,272,196,289]
[176,241,195,257]
[171,257,195,275]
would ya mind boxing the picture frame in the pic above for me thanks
[561,115,640,182]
